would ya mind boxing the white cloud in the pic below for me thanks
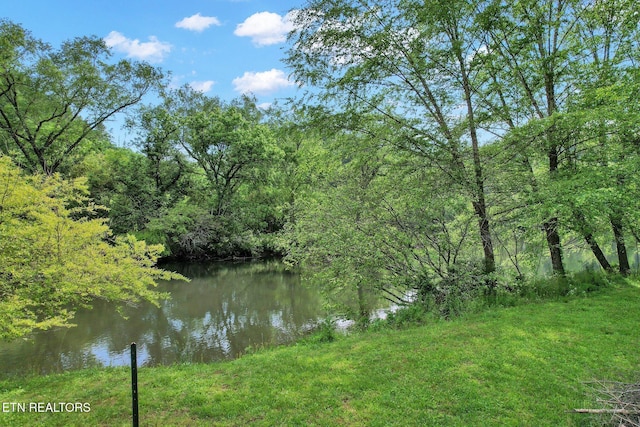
[234,11,295,46]
[189,80,216,93]
[175,13,221,32]
[232,69,294,94]
[104,31,171,63]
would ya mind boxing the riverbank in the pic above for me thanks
[1,284,639,426]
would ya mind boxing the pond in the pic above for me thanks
[0,260,325,378]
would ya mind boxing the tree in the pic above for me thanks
[472,0,582,275]
[172,90,282,217]
[73,147,175,235]
[477,0,640,275]
[285,118,391,322]
[285,109,488,319]
[0,20,164,175]
[265,104,330,227]
[127,104,189,198]
[287,0,498,276]
[0,155,186,340]
[572,0,640,275]
[117,89,288,259]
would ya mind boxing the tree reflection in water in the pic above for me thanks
[0,260,324,377]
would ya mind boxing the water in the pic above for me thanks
[0,260,325,378]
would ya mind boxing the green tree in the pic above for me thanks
[572,0,640,275]
[173,89,282,216]
[0,155,186,339]
[287,0,498,275]
[281,104,486,319]
[0,20,164,175]
[265,104,329,227]
[477,0,640,275]
[285,120,389,322]
[127,104,189,198]
[72,147,167,234]
[119,89,287,259]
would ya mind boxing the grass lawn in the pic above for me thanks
[1,285,638,426]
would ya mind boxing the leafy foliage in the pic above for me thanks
[0,156,186,339]
[1,3,639,332]
[0,20,164,175]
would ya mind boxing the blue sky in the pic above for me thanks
[2,0,302,111]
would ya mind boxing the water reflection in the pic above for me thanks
[0,260,324,378]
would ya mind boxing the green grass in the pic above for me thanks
[1,284,639,426]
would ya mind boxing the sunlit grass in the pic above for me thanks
[0,284,638,426]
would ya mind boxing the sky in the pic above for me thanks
[2,0,304,140]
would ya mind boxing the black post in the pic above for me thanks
[131,342,139,427]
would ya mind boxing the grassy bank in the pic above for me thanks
[1,284,639,426]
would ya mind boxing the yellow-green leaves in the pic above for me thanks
[0,156,186,340]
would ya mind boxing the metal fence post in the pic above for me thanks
[131,342,139,427]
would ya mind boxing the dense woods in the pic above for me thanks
[1,0,639,336]
[284,0,640,317]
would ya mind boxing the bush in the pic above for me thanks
[413,262,487,319]
[143,199,268,260]
[384,304,432,328]
[303,318,337,343]
[0,156,187,339]
[520,270,614,300]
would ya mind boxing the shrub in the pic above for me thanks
[304,318,337,343]
[385,304,432,328]
[519,270,614,300]
[413,262,487,319]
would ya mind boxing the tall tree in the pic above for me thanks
[574,0,640,275]
[475,0,587,275]
[0,20,164,175]
[128,105,188,198]
[287,0,498,275]
[170,88,281,217]
[477,0,640,274]
[285,117,392,322]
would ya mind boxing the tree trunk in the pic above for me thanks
[544,218,565,275]
[543,147,565,275]
[583,232,613,273]
[357,282,368,323]
[610,215,630,276]
[519,155,565,275]
[543,38,567,275]
[573,210,613,273]
[473,200,496,274]
[457,46,496,276]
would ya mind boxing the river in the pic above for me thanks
[0,260,325,378]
